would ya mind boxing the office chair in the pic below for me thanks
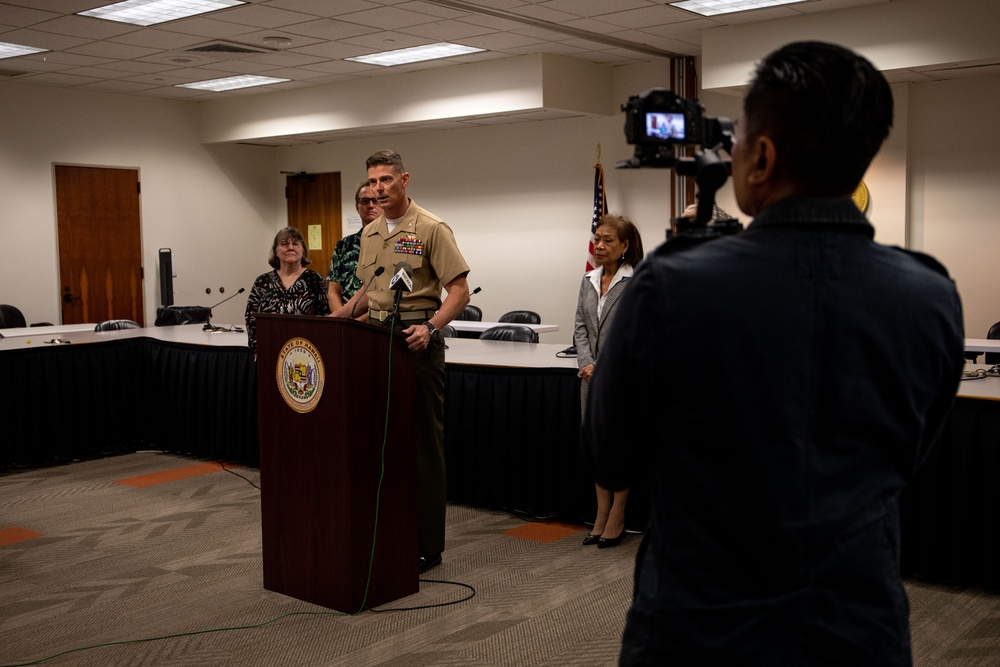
[498,310,541,325]
[440,324,458,338]
[480,324,539,343]
[0,304,53,328]
[985,321,1000,365]
[455,304,483,321]
[95,319,141,331]
[0,304,27,329]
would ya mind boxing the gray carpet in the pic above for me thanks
[1,452,997,666]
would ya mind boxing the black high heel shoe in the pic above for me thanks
[582,533,602,546]
[597,532,624,549]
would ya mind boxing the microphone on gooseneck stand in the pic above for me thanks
[203,287,246,331]
[388,262,414,326]
[350,266,385,320]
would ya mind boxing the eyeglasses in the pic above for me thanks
[356,197,378,206]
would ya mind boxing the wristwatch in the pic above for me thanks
[422,321,440,339]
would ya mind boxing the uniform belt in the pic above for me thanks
[368,308,433,323]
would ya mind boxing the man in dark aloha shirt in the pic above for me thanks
[327,180,381,308]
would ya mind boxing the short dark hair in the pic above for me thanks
[597,213,645,267]
[743,41,893,196]
[366,149,405,175]
[268,226,311,269]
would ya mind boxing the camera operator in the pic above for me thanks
[583,41,964,665]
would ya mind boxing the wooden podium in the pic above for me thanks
[255,314,418,612]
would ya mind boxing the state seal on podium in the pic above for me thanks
[276,337,325,413]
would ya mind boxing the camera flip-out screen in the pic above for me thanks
[645,112,686,141]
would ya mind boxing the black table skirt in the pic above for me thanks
[146,342,259,465]
[0,339,257,468]
[443,364,651,531]
[444,364,591,520]
[901,397,1000,590]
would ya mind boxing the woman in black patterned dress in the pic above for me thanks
[245,227,331,353]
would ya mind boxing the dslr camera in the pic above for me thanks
[619,88,733,168]
[619,88,741,240]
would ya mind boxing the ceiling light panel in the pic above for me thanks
[669,0,807,16]
[0,41,49,59]
[79,0,245,27]
[346,42,485,67]
[177,74,289,91]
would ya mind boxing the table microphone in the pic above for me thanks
[203,287,245,331]
[350,266,385,320]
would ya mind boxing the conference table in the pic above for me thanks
[3,324,999,589]
[0,323,98,338]
[0,322,597,526]
[963,339,1000,354]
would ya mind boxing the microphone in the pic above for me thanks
[471,286,482,296]
[203,288,245,331]
[389,262,414,292]
[350,266,385,320]
[389,262,414,323]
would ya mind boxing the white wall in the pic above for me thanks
[2,66,998,343]
[0,80,276,327]
[909,74,1000,339]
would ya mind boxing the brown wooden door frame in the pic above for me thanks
[55,164,144,326]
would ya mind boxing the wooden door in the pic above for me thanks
[286,172,341,281]
[56,165,143,325]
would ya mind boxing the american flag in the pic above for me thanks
[586,163,607,271]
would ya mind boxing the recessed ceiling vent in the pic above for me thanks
[184,41,272,56]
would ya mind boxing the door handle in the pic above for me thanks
[63,288,80,304]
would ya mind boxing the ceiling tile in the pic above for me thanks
[336,30,434,50]
[0,26,90,50]
[397,18,498,40]
[108,27,209,50]
[279,17,378,40]
[334,6,447,31]
[67,40,160,59]
[20,70,103,86]
[211,4,319,29]
[542,0,650,18]
[157,16,261,40]
[261,0,379,15]
[0,4,62,27]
